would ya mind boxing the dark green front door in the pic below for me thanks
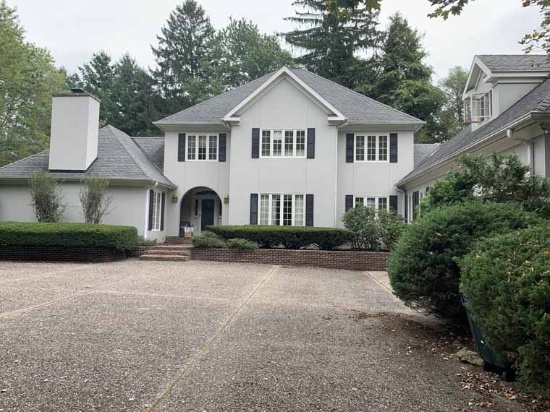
[201,199,215,231]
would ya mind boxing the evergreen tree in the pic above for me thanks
[151,0,221,113]
[112,55,161,136]
[369,13,445,142]
[215,18,294,89]
[72,52,162,136]
[284,0,381,89]
[0,1,66,167]
[75,51,117,126]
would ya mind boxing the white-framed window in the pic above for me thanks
[464,91,492,124]
[259,194,305,226]
[151,190,163,231]
[260,129,307,158]
[187,134,218,161]
[354,196,388,214]
[355,134,389,162]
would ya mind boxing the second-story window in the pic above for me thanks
[187,134,218,161]
[261,129,306,158]
[355,135,388,162]
[465,91,492,124]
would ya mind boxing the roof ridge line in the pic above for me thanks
[156,71,276,124]
[104,126,151,179]
[292,68,424,123]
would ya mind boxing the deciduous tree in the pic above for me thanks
[215,18,294,88]
[0,1,66,167]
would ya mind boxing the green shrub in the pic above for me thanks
[79,177,112,224]
[28,170,65,222]
[137,236,157,246]
[226,238,258,250]
[460,224,550,395]
[0,221,138,251]
[377,210,406,250]
[207,225,353,250]
[341,206,380,250]
[191,231,227,248]
[388,201,541,320]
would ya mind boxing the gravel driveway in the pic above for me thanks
[0,260,512,411]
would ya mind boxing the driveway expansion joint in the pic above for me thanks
[145,265,279,412]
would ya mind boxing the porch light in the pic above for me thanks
[224,194,229,204]
[172,195,178,203]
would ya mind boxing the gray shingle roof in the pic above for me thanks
[399,79,550,185]
[477,55,550,73]
[132,137,165,171]
[414,143,440,168]
[155,68,424,127]
[0,126,175,188]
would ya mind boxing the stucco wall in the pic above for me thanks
[0,183,150,237]
[228,77,338,227]
[163,131,230,236]
[336,130,415,223]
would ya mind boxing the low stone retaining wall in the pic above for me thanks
[190,248,390,271]
[0,245,127,263]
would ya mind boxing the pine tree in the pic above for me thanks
[283,0,381,89]
[369,13,445,142]
[151,0,221,113]
[112,55,161,136]
[76,51,117,126]
[215,18,294,89]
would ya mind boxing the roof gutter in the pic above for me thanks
[398,112,540,188]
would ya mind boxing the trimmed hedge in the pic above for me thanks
[0,221,138,251]
[207,225,354,250]
[460,223,550,395]
[388,201,541,320]
[226,238,259,250]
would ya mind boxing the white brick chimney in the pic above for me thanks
[48,89,100,171]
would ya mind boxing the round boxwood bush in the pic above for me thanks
[191,231,226,248]
[460,223,550,395]
[387,201,541,320]
[226,238,258,250]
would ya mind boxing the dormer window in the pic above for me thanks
[465,91,492,124]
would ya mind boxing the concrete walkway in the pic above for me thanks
[0,260,489,411]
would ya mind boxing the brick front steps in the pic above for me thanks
[139,244,192,262]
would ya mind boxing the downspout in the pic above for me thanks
[506,129,534,174]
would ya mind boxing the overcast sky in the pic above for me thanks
[8,0,543,81]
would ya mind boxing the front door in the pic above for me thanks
[201,199,215,231]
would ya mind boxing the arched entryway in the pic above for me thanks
[179,187,223,235]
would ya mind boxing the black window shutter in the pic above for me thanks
[178,133,186,162]
[250,193,258,225]
[148,190,154,230]
[404,193,409,221]
[305,194,314,226]
[307,128,315,159]
[390,133,398,163]
[219,133,227,162]
[345,195,354,212]
[346,133,354,163]
[160,192,166,230]
[389,195,398,212]
[412,191,419,220]
[251,128,260,158]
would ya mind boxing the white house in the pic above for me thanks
[1,57,549,241]
[398,55,550,221]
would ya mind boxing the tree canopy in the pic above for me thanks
[0,1,66,167]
